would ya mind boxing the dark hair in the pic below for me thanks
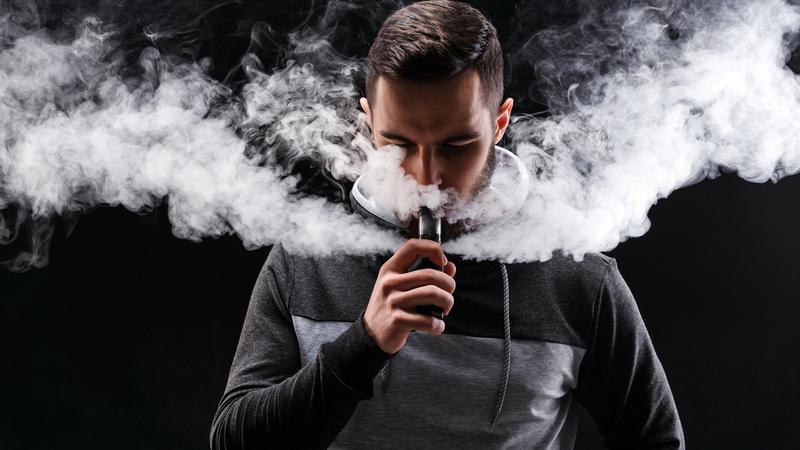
[365,0,504,111]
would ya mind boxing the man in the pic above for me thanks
[210,1,684,448]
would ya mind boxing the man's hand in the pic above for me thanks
[363,239,457,354]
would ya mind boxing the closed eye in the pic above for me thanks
[383,142,414,148]
[441,139,478,149]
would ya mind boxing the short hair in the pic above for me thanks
[365,0,504,112]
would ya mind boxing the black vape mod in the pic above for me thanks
[407,207,445,320]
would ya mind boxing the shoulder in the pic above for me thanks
[509,251,614,299]
[264,243,384,321]
[505,251,616,348]
[271,243,383,287]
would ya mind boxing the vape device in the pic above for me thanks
[349,145,531,321]
[406,207,445,320]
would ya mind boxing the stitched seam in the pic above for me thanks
[290,313,591,349]
[286,246,296,311]
[590,259,614,354]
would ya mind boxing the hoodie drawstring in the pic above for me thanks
[491,262,511,426]
[380,354,391,394]
[379,263,512,427]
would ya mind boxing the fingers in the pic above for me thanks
[444,261,456,278]
[383,239,447,274]
[384,268,456,294]
[389,285,455,317]
[392,309,446,336]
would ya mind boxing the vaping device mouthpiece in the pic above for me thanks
[410,207,445,320]
[418,207,441,242]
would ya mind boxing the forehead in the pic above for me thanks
[371,69,489,134]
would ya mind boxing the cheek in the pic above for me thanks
[460,155,485,182]
[445,143,491,188]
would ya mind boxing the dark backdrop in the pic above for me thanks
[2,1,800,449]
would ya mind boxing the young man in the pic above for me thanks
[210,1,684,448]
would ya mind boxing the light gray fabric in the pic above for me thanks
[291,315,586,449]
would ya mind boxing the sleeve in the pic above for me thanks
[209,244,394,450]
[574,258,685,449]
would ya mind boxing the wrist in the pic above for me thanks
[360,311,391,355]
[318,310,394,398]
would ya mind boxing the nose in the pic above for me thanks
[407,146,443,186]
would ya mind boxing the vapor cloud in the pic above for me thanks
[0,12,401,270]
[448,0,800,261]
[1,0,799,269]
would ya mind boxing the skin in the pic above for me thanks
[360,68,513,203]
[360,69,514,353]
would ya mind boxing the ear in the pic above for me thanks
[359,97,373,130]
[493,97,514,144]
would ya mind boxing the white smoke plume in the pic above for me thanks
[1,0,800,269]
[357,145,457,224]
[447,0,800,261]
[0,9,402,270]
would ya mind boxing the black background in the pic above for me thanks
[2,1,800,449]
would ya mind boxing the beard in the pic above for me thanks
[466,140,497,201]
[441,141,497,241]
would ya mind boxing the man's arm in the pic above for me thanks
[575,258,685,449]
[209,244,393,450]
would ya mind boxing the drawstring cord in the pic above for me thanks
[491,263,511,426]
[379,262,512,427]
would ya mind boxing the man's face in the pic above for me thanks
[360,69,513,202]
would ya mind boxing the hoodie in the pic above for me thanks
[209,243,684,449]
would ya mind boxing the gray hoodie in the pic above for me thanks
[209,243,684,449]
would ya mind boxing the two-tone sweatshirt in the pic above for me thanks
[209,243,685,449]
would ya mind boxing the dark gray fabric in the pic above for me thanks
[209,243,684,449]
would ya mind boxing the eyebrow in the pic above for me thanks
[378,130,481,145]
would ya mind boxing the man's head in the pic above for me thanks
[360,0,513,202]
